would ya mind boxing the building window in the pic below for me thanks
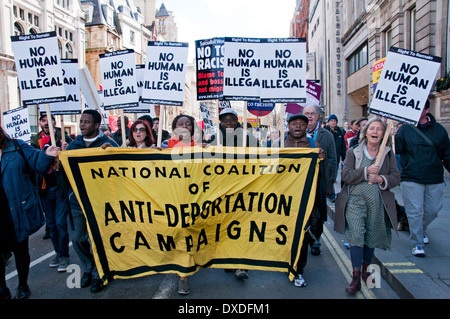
[384,28,392,57]
[13,5,17,17]
[19,8,24,20]
[130,30,135,44]
[410,7,416,51]
[57,0,70,10]
[65,43,73,58]
[14,22,24,36]
[34,15,39,27]
[58,41,63,59]
[29,28,37,35]
[347,42,368,76]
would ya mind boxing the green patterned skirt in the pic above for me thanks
[344,155,392,250]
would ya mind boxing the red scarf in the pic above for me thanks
[167,136,197,148]
[40,131,51,149]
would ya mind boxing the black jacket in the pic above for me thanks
[207,122,259,147]
[325,125,346,162]
[30,128,72,195]
[395,113,450,184]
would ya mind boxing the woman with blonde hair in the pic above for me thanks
[334,117,400,295]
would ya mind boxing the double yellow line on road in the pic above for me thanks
[383,262,423,274]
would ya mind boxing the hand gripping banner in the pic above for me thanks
[59,146,321,284]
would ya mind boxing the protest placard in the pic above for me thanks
[372,57,386,93]
[3,107,31,142]
[79,67,108,127]
[259,38,306,103]
[83,91,109,125]
[40,59,81,115]
[99,49,138,110]
[142,41,189,106]
[286,80,322,114]
[11,31,65,105]
[123,64,156,116]
[369,47,441,125]
[199,103,215,136]
[247,101,275,117]
[196,38,224,100]
[59,146,321,284]
[223,37,262,101]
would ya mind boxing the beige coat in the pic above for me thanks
[334,142,401,234]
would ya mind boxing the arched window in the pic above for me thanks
[58,40,63,59]
[65,43,73,58]
[14,22,24,36]
[29,28,37,35]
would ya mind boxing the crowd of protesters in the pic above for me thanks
[1,97,449,299]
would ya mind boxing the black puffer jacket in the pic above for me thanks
[395,113,450,184]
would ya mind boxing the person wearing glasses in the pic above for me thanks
[126,120,155,149]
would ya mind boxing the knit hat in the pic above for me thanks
[327,114,338,123]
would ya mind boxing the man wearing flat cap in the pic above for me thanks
[273,112,326,288]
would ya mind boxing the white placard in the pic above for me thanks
[200,103,214,136]
[79,67,102,112]
[142,41,189,106]
[369,47,442,125]
[223,37,262,101]
[99,49,139,110]
[40,59,81,115]
[123,64,156,116]
[3,107,32,142]
[83,91,109,124]
[259,38,306,103]
[11,31,65,105]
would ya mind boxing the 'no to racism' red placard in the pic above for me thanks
[196,38,225,100]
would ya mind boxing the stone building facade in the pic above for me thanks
[292,0,450,132]
[0,0,86,133]
[342,0,450,131]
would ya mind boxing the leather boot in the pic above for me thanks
[345,268,361,295]
[361,263,371,285]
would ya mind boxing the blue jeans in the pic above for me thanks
[68,200,99,279]
[41,186,70,258]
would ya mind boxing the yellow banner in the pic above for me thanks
[59,146,320,284]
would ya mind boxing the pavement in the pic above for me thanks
[328,170,450,299]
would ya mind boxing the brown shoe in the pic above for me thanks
[361,263,371,285]
[345,269,361,295]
